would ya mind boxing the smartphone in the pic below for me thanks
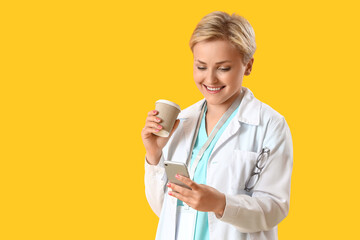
[164,161,191,190]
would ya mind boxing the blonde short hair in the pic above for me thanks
[189,11,256,63]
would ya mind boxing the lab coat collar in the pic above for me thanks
[237,87,261,126]
[177,87,261,126]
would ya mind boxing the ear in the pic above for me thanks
[244,58,254,76]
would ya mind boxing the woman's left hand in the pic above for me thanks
[167,174,226,217]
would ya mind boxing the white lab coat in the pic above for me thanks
[144,87,293,240]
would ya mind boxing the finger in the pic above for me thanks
[167,182,192,196]
[147,110,159,116]
[142,124,163,137]
[146,115,162,124]
[168,190,188,203]
[175,174,198,190]
[145,121,163,131]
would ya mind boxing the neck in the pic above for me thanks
[206,90,242,118]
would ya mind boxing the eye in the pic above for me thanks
[197,66,207,71]
[218,67,231,72]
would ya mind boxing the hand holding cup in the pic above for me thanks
[141,100,181,165]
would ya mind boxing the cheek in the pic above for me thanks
[224,72,243,85]
[193,71,203,83]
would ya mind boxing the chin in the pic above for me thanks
[205,91,241,106]
[203,96,228,105]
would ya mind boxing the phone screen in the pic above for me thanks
[164,161,191,190]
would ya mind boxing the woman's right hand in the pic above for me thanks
[141,110,180,165]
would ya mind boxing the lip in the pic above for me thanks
[203,84,225,94]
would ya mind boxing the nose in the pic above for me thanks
[205,69,218,84]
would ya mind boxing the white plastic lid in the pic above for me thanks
[155,99,181,111]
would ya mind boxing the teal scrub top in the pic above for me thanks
[177,104,240,240]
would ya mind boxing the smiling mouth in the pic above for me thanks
[203,84,225,93]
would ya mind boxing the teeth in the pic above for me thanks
[206,86,222,91]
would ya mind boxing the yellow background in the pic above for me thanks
[1,0,359,239]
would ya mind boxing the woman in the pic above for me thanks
[142,11,293,240]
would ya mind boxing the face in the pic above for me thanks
[192,39,254,110]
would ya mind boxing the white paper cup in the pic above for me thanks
[154,100,181,137]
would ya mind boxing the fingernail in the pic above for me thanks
[157,125,163,129]
[155,129,160,132]
[153,110,157,114]
[167,183,171,188]
[168,191,172,196]
[175,174,180,179]
[156,118,160,122]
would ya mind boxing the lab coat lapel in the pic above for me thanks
[181,118,198,161]
[211,119,241,156]
[211,87,261,156]
[178,99,205,162]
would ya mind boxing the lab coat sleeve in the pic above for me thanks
[144,153,167,217]
[217,117,293,233]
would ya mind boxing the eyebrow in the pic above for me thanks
[195,59,232,64]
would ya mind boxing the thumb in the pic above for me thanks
[169,119,180,137]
